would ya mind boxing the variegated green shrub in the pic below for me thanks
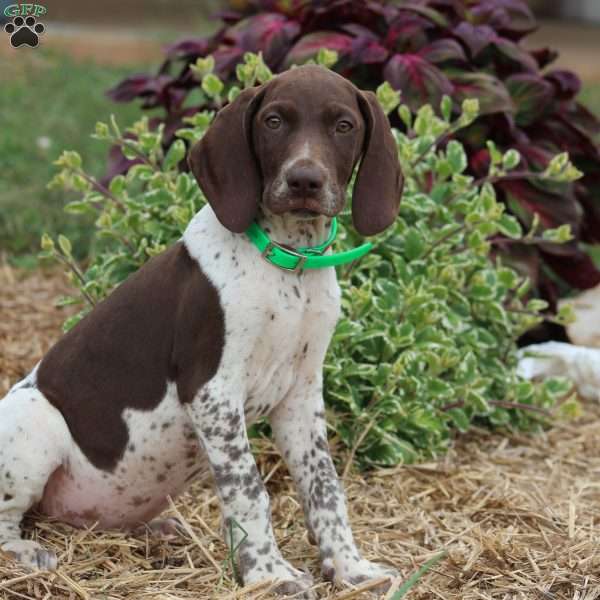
[43,54,578,467]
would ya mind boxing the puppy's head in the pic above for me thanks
[189,65,403,236]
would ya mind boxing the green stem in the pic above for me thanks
[119,138,158,169]
[54,252,96,308]
[421,224,466,259]
[76,170,127,213]
[410,127,458,169]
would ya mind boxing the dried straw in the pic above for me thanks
[1,262,599,599]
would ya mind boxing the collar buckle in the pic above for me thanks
[261,240,308,274]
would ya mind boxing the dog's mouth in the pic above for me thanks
[290,208,321,219]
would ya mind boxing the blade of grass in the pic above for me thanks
[389,551,447,599]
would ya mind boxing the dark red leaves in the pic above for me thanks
[107,74,174,103]
[545,69,581,100]
[165,38,212,59]
[285,31,353,66]
[418,39,467,63]
[470,0,537,39]
[384,54,453,111]
[502,179,581,235]
[505,74,553,126]
[451,72,513,115]
[224,13,301,67]
[107,0,600,293]
[453,22,496,57]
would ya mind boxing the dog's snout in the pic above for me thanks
[286,163,325,196]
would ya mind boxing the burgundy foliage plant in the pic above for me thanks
[107,0,600,302]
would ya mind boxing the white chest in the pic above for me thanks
[183,207,341,418]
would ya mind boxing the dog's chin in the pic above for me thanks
[289,208,322,220]
[264,197,342,220]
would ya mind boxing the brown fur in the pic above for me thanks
[37,243,224,472]
[189,65,403,236]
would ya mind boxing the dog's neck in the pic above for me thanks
[257,206,333,249]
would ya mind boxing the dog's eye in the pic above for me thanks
[265,116,282,130]
[336,120,353,133]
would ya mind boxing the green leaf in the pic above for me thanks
[40,233,55,252]
[227,85,242,103]
[526,298,549,312]
[467,390,490,414]
[190,56,215,79]
[94,121,110,139]
[55,150,82,170]
[441,95,452,122]
[403,229,426,260]
[316,48,339,69]
[486,141,502,166]
[459,97,479,126]
[64,201,93,215]
[63,314,84,333]
[543,377,572,398]
[109,175,126,196]
[398,104,412,130]
[542,224,573,243]
[447,408,469,432]
[497,214,522,238]
[376,82,401,115]
[556,395,582,419]
[446,140,467,173]
[58,235,72,257]
[202,73,224,99]
[502,149,521,170]
[256,61,273,84]
[163,139,187,171]
[470,284,495,300]
[556,303,576,325]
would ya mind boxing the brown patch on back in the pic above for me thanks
[37,242,225,472]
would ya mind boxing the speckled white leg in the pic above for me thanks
[0,388,70,570]
[185,380,314,598]
[518,341,600,401]
[270,380,397,590]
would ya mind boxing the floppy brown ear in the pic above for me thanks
[352,91,403,236]
[188,86,265,233]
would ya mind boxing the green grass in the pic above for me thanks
[0,49,151,264]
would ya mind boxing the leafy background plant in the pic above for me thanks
[43,54,578,467]
[105,0,600,313]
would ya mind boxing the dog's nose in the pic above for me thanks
[286,164,325,196]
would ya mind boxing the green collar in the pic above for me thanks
[245,217,372,274]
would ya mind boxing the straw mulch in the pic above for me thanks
[1,263,599,600]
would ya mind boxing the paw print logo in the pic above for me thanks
[4,16,45,48]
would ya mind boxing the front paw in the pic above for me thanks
[240,550,315,598]
[271,572,316,599]
[323,557,397,593]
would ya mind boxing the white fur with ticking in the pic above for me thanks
[0,205,395,596]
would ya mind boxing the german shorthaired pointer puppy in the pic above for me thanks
[0,65,403,596]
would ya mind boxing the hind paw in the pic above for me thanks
[2,540,58,571]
